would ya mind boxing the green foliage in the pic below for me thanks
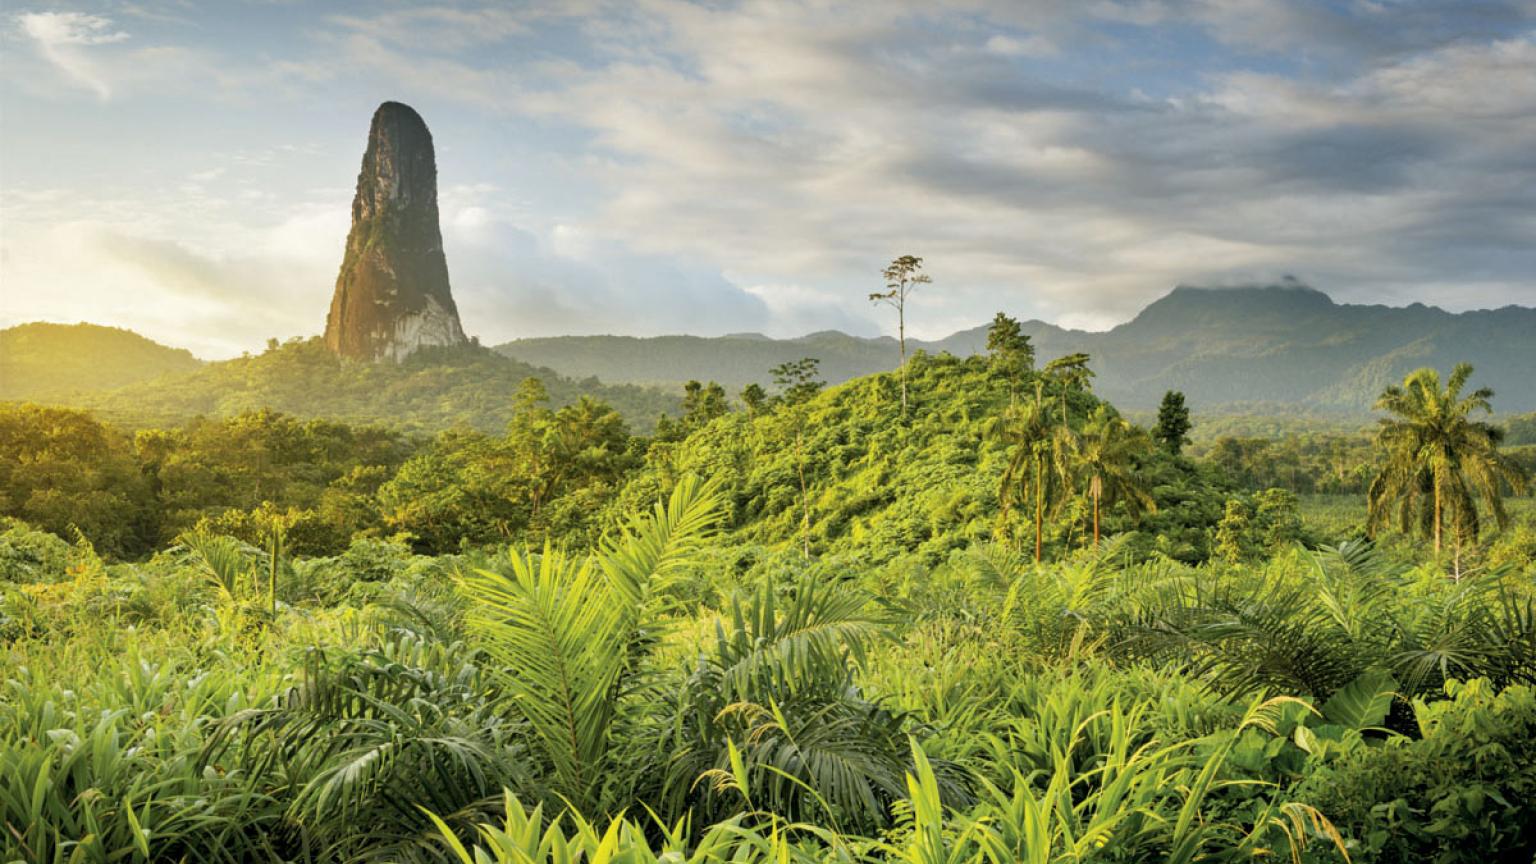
[4,339,1533,864]
[459,476,723,813]
[1198,429,1377,494]
[1504,411,1536,446]
[991,379,1076,562]
[1153,389,1192,455]
[1072,406,1157,546]
[1213,490,1302,563]
[740,382,768,417]
[608,354,1248,568]
[653,577,931,832]
[204,634,523,861]
[1302,679,1536,863]
[1368,363,1529,552]
[770,358,825,406]
[1120,539,1536,705]
[0,517,71,583]
[681,380,730,431]
[984,312,1034,384]
[0,404,155,558]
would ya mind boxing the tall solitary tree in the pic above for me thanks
[1074,406,1157,547]
[1153,390,1193,455]
[1367,363,1528,554]
[870,255,931,417]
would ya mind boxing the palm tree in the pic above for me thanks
[457,476,724,813]
[990,380,1074,562]
[1074,406,1157,547]
[1367,363,1528,554]
[652,576,948,831]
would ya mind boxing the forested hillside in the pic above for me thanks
[613,352,1240,565]
[0,322,202,400]
[60,336,677,434]
[497,283,1536,412]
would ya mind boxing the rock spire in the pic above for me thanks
[324,101,467,361]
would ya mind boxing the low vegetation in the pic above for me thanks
[2,336,1532,862]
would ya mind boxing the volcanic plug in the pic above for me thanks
[324,102,468,361]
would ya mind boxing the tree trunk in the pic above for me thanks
[1034,455,1044,563]
[898,300,908,418]
[1433,481,1442,555]
[269,527,281,617]
[797,426,810,560]
[1092,486,1100,548]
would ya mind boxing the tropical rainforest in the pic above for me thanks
[2,315,1535,864]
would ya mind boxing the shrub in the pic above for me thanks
[1301,679,1536,863]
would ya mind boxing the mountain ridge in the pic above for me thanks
[3,283,1531,420]
[493,283,1536,412]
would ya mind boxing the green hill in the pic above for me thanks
[0,322,203,400]
[496,283,1536,413]
[607,352,1232,564]
[62,337,678,434]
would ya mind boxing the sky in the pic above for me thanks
[2,1,1534,359]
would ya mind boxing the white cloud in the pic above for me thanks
[984,33,1056,57]
[16,11,128,99]
[326,6,543,52]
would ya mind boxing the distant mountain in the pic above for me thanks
[0,322,203,401]
[496,283,1536,413]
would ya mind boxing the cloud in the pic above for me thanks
[435,184,775,342]
[16,11,128,99]
[0,220,327,358]
[1188,0,1534,61]
[483,1,1534,331]
[2,1,1532,349]
[983,33,1057,58]
[0,180,780,357]
[326,7,532,52]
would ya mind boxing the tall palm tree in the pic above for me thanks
[990,380,1074,562]
[1367,363,1528,554]
[1074,406,1157,547]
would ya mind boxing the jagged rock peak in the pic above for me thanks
[324,101,468,361]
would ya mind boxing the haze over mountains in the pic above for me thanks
[5,281,1530,424]
[0,322,201,401]
[497,282,1536,413]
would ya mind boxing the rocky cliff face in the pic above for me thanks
[324,102,468,361]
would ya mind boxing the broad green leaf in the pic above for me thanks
[1321,669,1397,730]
